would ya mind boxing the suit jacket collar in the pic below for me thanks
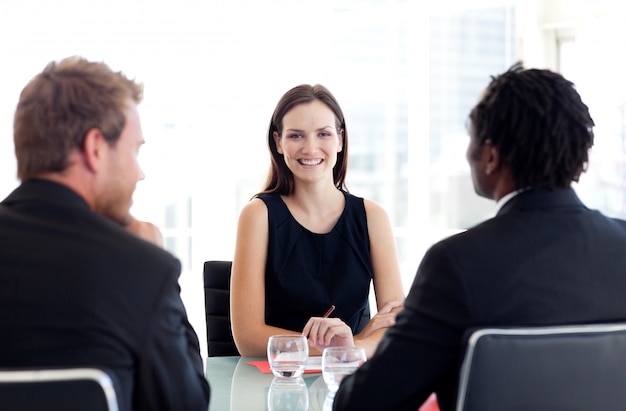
[1,178,90,211]
[496,187,587,216]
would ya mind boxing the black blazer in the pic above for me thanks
[334,188,626,411]
[0,179,210,411]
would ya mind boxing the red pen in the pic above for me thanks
[322,305,336,318]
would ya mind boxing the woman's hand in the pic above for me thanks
[302,317,355,352]
[357,300,403,339]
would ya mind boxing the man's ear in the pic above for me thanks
[273,131,283,154]
[484,139,500,175]
[81,128,107,173]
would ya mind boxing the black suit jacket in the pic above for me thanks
[334,188,626,411]
[0,179,210,411]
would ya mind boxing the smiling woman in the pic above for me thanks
[230,83,405,358]
[274,100,344,195]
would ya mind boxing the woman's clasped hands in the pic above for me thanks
[355,300,403,340]
[302,317,354,352]
[301,300,404,354]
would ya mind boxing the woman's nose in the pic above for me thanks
[302,135,317,153]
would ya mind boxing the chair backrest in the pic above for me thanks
[0,367,120,411]
[203,260,239,357]
[455,323,626,411]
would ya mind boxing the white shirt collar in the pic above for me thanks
[496,187,530,212]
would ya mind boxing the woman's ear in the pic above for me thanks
[338,128,344,153]
[273,131,283,154]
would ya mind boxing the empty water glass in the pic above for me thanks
[267,334,309,379]
[322,346,366,394]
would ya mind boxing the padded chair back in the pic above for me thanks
[204,260,239,357]
[0,367,120,411]
[456,323,626,411]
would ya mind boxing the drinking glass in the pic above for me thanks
[267,377,309,411]
[322,392,335,411]
[322,346,366,394]
[267,334,309,379]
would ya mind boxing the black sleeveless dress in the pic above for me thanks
[258,191,373,334]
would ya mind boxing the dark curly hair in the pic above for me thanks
[469,62,595,189]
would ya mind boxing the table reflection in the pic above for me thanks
[267,378,309,410]
[206,357,332,411]
[207,356,439,411]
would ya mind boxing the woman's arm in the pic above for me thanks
[230,199,301,356]
[353,200,406,357]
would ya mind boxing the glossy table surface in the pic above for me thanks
[205,356,334,411]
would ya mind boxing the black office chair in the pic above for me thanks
[455,323,626,411]
[0,367,120,411]
[203,260,240,357]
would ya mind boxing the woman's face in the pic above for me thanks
[273,100,343,185]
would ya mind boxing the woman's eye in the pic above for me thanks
[288,134,302,139]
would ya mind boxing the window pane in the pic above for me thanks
[560,18,626,219]
[429,4,516,230]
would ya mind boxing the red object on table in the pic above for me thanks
[247,360,321,374]
[418,393,440,411]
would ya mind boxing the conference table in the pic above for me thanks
[205,356,333,411]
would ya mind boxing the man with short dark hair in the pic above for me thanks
[333,63,626,411]
[0,56,210,411]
